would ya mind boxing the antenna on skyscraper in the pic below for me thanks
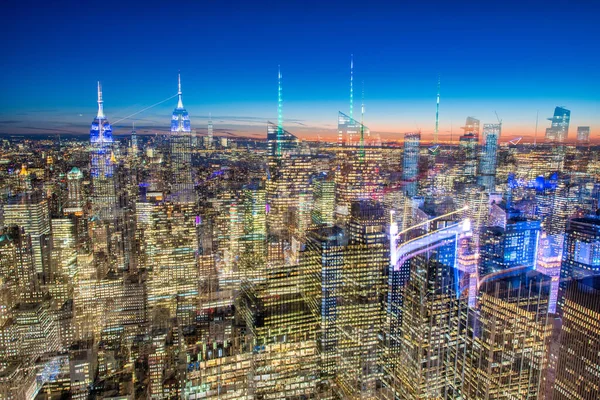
[350,54,354,119]
[97,81,104,119]
[177,71,184,109]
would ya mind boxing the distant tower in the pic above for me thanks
[131,122,138,154]
[207,113,213,148]
[545,106,570,143]
[434,76,440,144]
[459,117,480,181]
[402,132,421,197]
[477,123,501,192]
[577,126,590,144]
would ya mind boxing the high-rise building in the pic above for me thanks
[545,106,570,143]
[385,218,475,399]
[459,117,480,181]
[402,132,420,198]
[559,215,600,312]
[66,167,84,210]
[337,111,364,148]
[477,123,501,192]
[335,201,387,398]
[130,124,138,155]
[136,199,198,325]
[311,178,335,227]
[479,214,541,277]
[461,271,551,399]
[553,277,600,400]
[301,226,345,384]
[4,191,52,278]
[576,126,590,144]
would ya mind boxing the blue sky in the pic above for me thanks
[1,0,598,141]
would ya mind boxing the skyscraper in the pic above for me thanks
[553,277,600,400]
[169,73,194,199]
[576,126,590,144]
[90,82,116,220]
[479,214,541,277]
[385,218,475,399]
[559,215,600,312]
[545,106,570,143]
[402,132,420,198]
[459,117,480,181]
[462,271,551,399]
[477,123,501,192]
[4,191,52,278]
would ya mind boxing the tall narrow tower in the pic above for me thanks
[207,112,213,148]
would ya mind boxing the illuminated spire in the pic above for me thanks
[97,81,105,119]
[177,71,184,109]
[350,54,354,119]
[434,75,440,144]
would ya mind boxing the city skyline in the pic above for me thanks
[1,0,599,141]
[2,1,600,398]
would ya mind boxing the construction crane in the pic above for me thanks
[494,111,502,126]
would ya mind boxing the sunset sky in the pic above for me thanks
[1,0,598,142]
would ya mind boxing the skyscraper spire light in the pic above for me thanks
[177,71,184,109]
[171,72,191,133]
[97,81,105,119]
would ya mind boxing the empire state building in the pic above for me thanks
[169,73,194,201]
[90,82,117,219]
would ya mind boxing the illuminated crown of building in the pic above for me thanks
[90,81,113,146]
[171,72,191,133]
